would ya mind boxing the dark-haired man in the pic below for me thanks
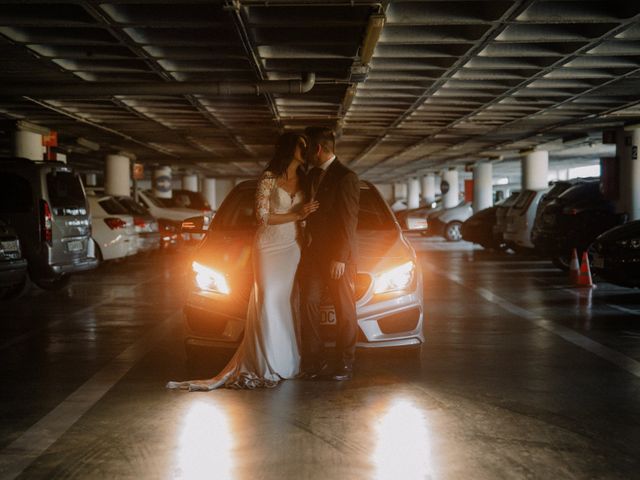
[300,127,360,381]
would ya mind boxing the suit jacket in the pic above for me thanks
[305,158,360,265]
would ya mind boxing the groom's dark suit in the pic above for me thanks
[300,157,360,371]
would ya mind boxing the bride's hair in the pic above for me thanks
[264,132,307,178]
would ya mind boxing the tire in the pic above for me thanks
[444,221,463,242]
[31,273,71,291]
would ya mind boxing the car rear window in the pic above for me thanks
[558,181,600,203]
[213,185,395,231]
[46,171,86,208]
[167,190,211,210]
[513,191,535,209]
[99,197,129,215]
[0,173,33,213]
[118,197,149,216]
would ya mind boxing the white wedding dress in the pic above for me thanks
[167,172,302,391]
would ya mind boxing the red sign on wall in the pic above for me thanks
[464,179,474,202]
[41,131,58,147]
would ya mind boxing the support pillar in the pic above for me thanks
[442,168,459,209]
[421,174,436,205]
[153,166,173,199]
[85,173,97,187]
[12,130,43,161]
[104,154,131,197]
[393,182,407,201]
[407,177,420,209]
[473,162,493,211]
[215,179,235,207]
[629,128,640,220]
[182,174,199,192]
[522,150,549,190]
[202,178,217,210]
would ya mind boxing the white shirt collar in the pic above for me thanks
[318,155,336,171]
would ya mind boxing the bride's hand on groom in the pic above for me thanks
[330,261,346,279]
[298,200,320,220]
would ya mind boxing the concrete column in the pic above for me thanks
[393,182,407,201]
[473,162,493,212]
[215,179,235,207]
[441,168,459,209]
[153,166,173,199]
[12,130,43,161]
[629,128,640,220]
[202,178,217,209]
[104,154,131,197]
[522,150,549,190]
[421,174,436,204]
[182,174,199,192]
[85,173,97,187]
[407,177,420,209]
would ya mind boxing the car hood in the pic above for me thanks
[195,228,413,275]
[596,220,640,244]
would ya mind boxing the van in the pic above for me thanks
[0,158,98,290]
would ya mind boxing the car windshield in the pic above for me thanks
[99,197,129,215]
[118,197,150,216]
[213,184,396,232]
[0,173,33,213]
[46,171,86,208]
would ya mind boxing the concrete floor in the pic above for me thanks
[1,238,640,479]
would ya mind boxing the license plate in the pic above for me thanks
[592,254,604,269]
[0,240,19,252]
[67,240,83,252]
[320,308,336,325]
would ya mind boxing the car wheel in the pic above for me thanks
[444,221,463,242]
[31,274,71,291]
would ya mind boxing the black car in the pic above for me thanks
[532,180,625,269]
[462,205,500,250]
[0,219,28,299]
[592,221,640,288]
[492,191,520,247]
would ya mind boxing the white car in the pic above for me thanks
[137,190,206,224]
[426,202,473,241]
[88,195,138,261]
[504,189,549,250]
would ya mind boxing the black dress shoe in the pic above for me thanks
[301,361,331,380]
[330,365,353,381]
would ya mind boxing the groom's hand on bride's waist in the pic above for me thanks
[330,261,346,279]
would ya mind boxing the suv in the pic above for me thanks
[0,158,97,290]
[0,219,28,299]
[504,189,548,251]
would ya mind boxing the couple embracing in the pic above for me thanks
[167,127,360,391]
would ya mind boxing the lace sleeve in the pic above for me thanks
[255,172,277,226]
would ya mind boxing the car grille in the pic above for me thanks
[185,306,229,337]
[378,307,421,334]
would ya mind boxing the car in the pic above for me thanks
[396,200,443,234]
[591,220,640,288]
[461,205,501,250]
[113,196,161,253]
[424,202,473,242]
[88,195,139,262]
[182,180,424,359]
[492,191,520,247]
[0,219,28,300]
[0,158,97,290]
[503,189,548,251]
[137,190,207,243]
[168,189,215,226]
[532,181,624,269]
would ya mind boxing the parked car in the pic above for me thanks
[113,196,161,253]
[88,195,138,262]
[182,180,424,360]
[425,202,473,241]
[137,190,206,243]
[532,181,624,269]
[0,219,28,299]
[492,191,520,247]
[592,221,640,288]
[462,205,501,250]
[503,189,548,251]
[0,158,97,290]
[168,189,214,226]
[396,200,442,234]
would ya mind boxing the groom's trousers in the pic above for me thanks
[299,255,358,369]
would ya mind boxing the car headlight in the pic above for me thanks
[192,261,230,294]
[373,261,415,294]
[616,238,640,249]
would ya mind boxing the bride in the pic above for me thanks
[167,132,319,391]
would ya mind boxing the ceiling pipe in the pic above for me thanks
[0,73,316,97]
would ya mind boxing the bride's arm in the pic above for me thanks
[255,173,318,225]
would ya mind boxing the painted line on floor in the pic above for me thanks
[606,303,640,316]
[0,310,181,479]
[0,274,164,353]
[424,262,640,379]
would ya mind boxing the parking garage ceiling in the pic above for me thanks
[0,0,640,182]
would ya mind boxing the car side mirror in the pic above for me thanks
[180,216,206,234]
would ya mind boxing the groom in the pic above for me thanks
[300,126,360,381]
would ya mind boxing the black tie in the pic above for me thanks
[309,167,324,199]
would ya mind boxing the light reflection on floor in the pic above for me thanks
[372,398,434,480]
[174,400,235,480]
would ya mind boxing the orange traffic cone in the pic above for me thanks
[576,251,595,288]
[568,248,580,285]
